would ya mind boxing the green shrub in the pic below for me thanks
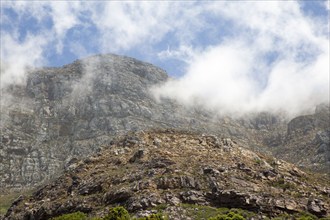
[255,158,262,165]
[51,211,87,220]
[295,212,318,220]
[271,178,295,191]
[153,204,168,212]
[297,217,316,220]
[104,206,130,220]
[208,211,246,220]
[272,212,319,220]
[139,213,168,220]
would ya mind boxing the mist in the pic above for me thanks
[152,2,330,117]
[152,41,329,117]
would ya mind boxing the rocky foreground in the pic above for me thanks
[4,130,330,219]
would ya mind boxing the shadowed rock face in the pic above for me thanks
[272,103,330,173]
[3,131,330,220]
[0,54,329,192]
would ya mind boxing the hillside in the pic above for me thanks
[3,130,329,219]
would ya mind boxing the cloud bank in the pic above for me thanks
[1,1,329,117]
[152,1,330,117]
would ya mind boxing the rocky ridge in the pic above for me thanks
[0,54,329,192]
[3,130,330,219]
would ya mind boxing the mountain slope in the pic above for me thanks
[0,54,329,192]
[1,54,225,191]
[4,130,330,219]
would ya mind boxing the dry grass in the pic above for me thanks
[0,190,33,215]
[0,192,20,215]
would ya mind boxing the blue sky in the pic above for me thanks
[1,1,329,116]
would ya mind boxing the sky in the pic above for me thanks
[1,1,329,117]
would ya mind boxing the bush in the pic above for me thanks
[295,212,318,220]
[51,211,87,220]
[271,178,295,191]
[139,213,168,220]
[208,211,246,220]
[104,206,130,220]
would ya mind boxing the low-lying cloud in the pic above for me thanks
[152,1,329,117]
[1,1,329,117]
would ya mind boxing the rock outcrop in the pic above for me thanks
[4,130,330,219]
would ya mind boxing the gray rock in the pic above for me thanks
[129,149,145,163]
[203,167,220,176]
[157,176,200,190]
[307,199,327,217]
[180,190,206,204]
[103,188,132,204]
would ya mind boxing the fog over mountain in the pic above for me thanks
[1,1,329,117]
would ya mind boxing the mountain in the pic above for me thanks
[0,54,329,193]
[4,130,330,219]
[0,54,243,191]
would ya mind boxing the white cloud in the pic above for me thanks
[86,1,217,53]
[153,1,329,117]
[157,45,198,63]
[1,32,48,87]
[88,2,174,52]
[49,2,82,53]
[152,42,260,114]
[325,1,330,11]
[1,2,84,87]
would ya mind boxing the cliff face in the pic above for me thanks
[0,54,329,192]
[4,130,330,220]
[273,104,330,173]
